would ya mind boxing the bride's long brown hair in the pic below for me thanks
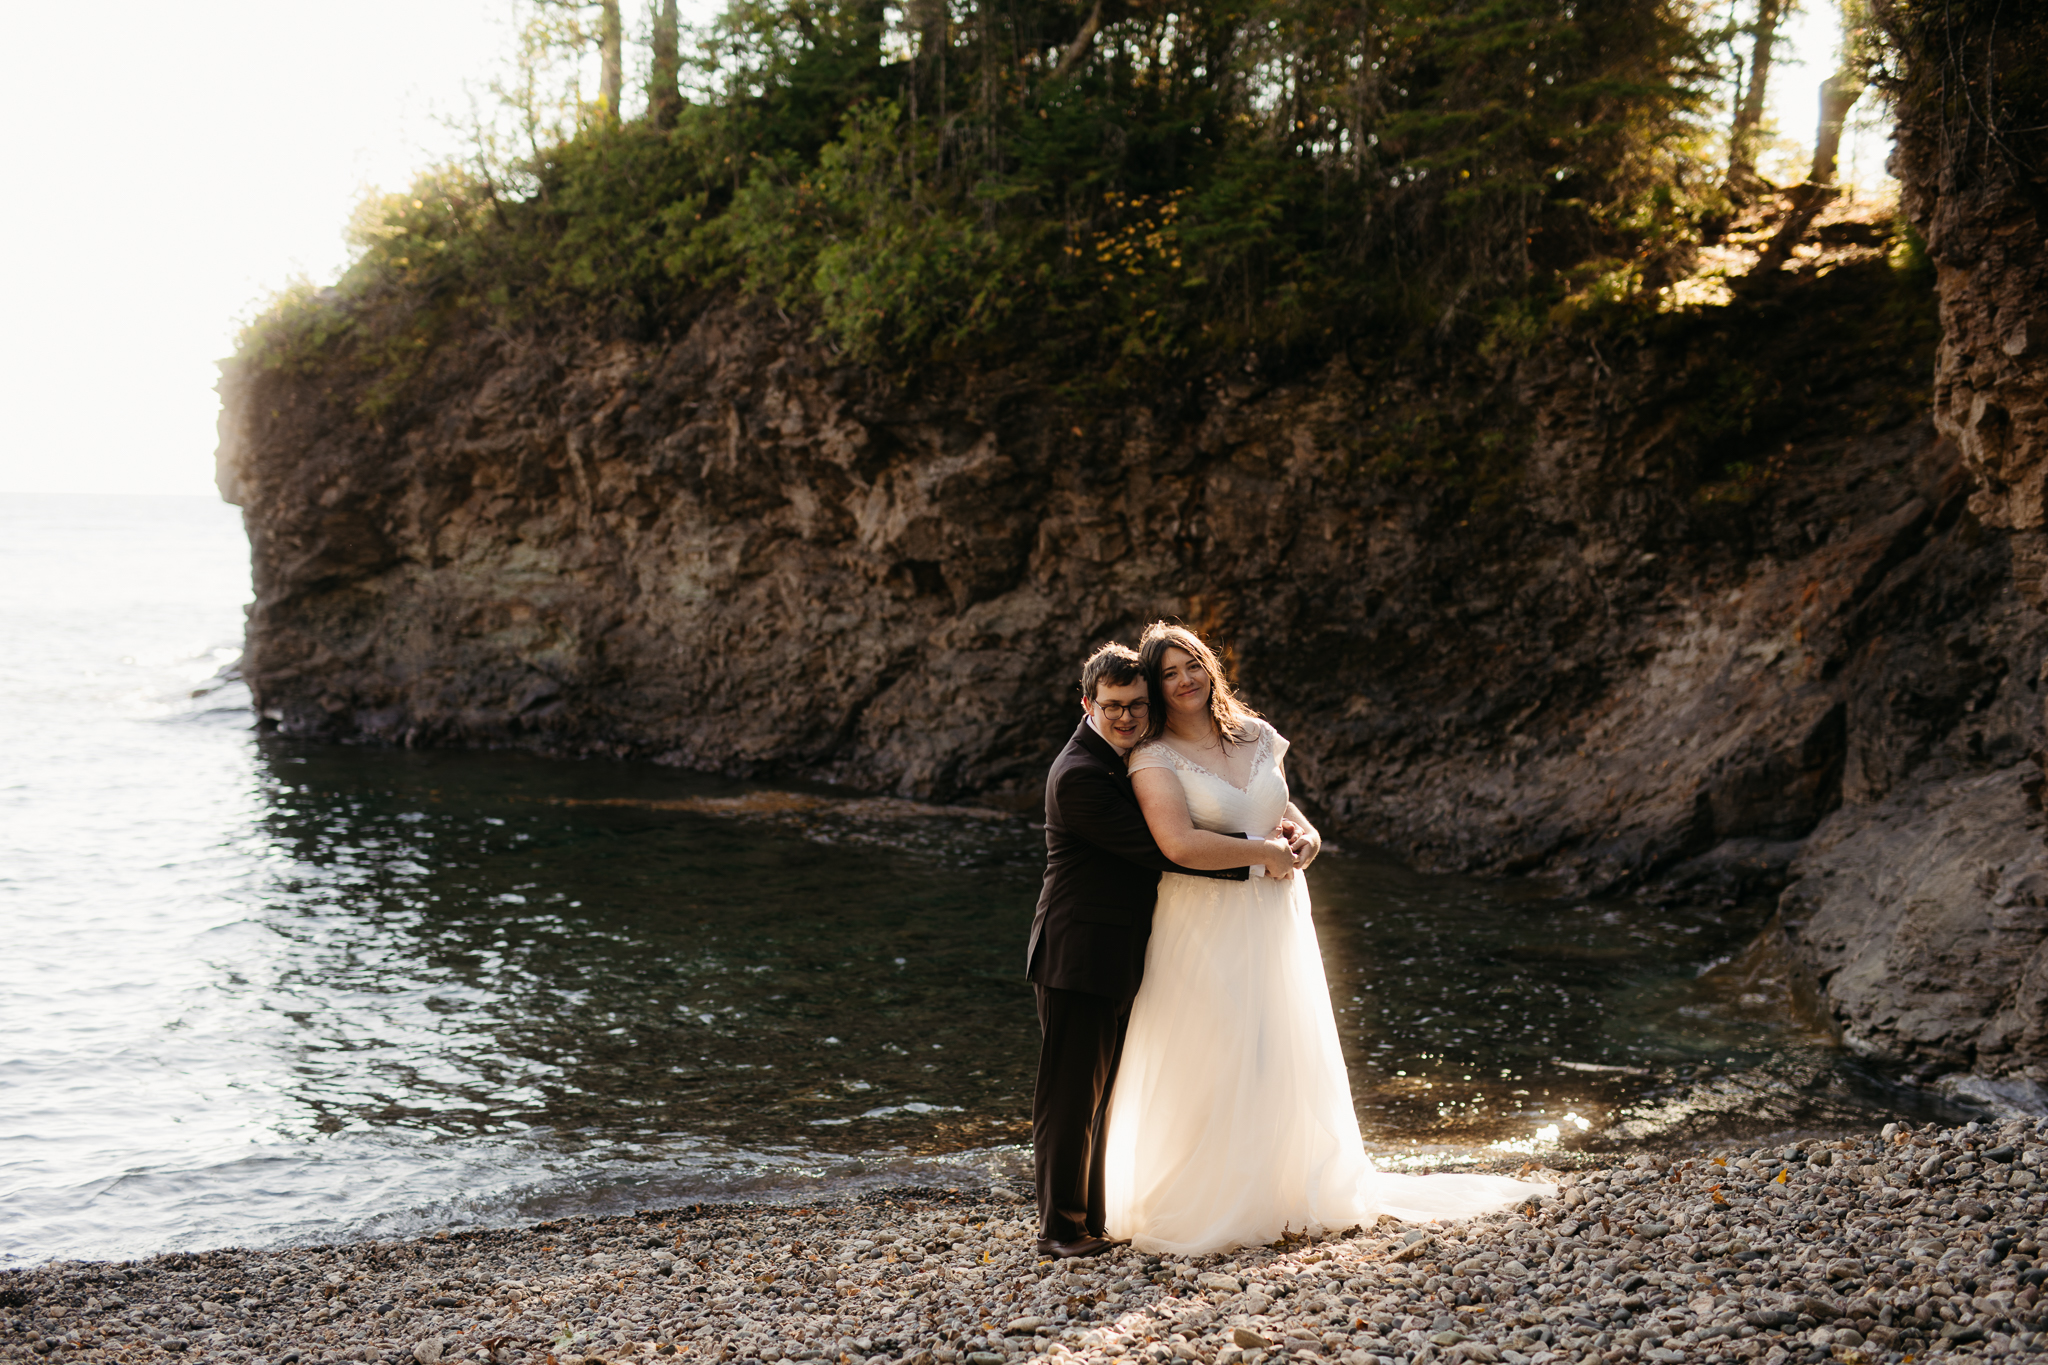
[1137,622,1261,746]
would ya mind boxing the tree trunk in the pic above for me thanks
[599,0,624,124]
[1051,0,1103,80]
[1807,66,1863,186]
[650,0,682,130]
[1757,65,1868,268]
[906,0,946,114]
[1727,0,1784,196]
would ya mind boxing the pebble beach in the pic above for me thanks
[8,1117,2046,1365]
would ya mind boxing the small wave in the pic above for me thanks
[0,1130,1032,1267]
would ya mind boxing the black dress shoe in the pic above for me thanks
[1034,1234,1113,1259]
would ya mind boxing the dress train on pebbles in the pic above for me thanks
[1102,720,1550,1255]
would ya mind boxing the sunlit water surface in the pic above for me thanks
[0,495,1950,1267]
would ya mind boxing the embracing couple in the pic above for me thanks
[1026,622,1544,1260]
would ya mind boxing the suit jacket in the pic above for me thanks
[1025,719,1249,1001]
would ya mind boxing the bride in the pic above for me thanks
[1101,622,1548,1254]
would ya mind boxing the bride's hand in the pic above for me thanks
[1259,836,1296,880]
[1288,820,1322,871]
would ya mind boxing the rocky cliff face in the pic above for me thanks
[1887,12,2048,539]
[1741,12,2048,1109]
[220,220,2048,1101]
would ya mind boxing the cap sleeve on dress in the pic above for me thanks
[1263,718,1290,766]
[1128,741,1179,775]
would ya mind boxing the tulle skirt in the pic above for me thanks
[1102,867,1547,1255]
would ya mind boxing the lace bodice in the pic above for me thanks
[1129,718,1290,836]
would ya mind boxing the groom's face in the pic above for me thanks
[1085,678,1151,754]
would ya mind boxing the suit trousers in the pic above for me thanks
[1032,983,1131,1242]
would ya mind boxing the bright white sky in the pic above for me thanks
[0,2,1887,497]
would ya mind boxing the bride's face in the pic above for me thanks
[1156,646,1211,722]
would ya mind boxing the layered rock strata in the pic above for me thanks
[1887,15,2048,536]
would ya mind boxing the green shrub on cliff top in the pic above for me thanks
[243,0,1722,389]
[673,102,1037,363]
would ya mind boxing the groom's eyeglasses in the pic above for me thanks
[1093,701,1151,719]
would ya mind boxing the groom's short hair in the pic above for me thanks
[1080,642,1144,700]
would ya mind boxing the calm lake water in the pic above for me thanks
[0,494,1951,1266]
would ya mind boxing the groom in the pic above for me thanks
[1025,642,1255,1258]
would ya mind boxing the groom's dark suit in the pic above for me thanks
[1027,718,1248,1243]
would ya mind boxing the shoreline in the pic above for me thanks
[6,1119,2044,1365]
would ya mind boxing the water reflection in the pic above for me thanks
[244,740,1951,1173]
[1318,862,1953,1154]
[246,741,1046,1154]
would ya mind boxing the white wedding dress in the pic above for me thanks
[1102,718,1548,1255]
